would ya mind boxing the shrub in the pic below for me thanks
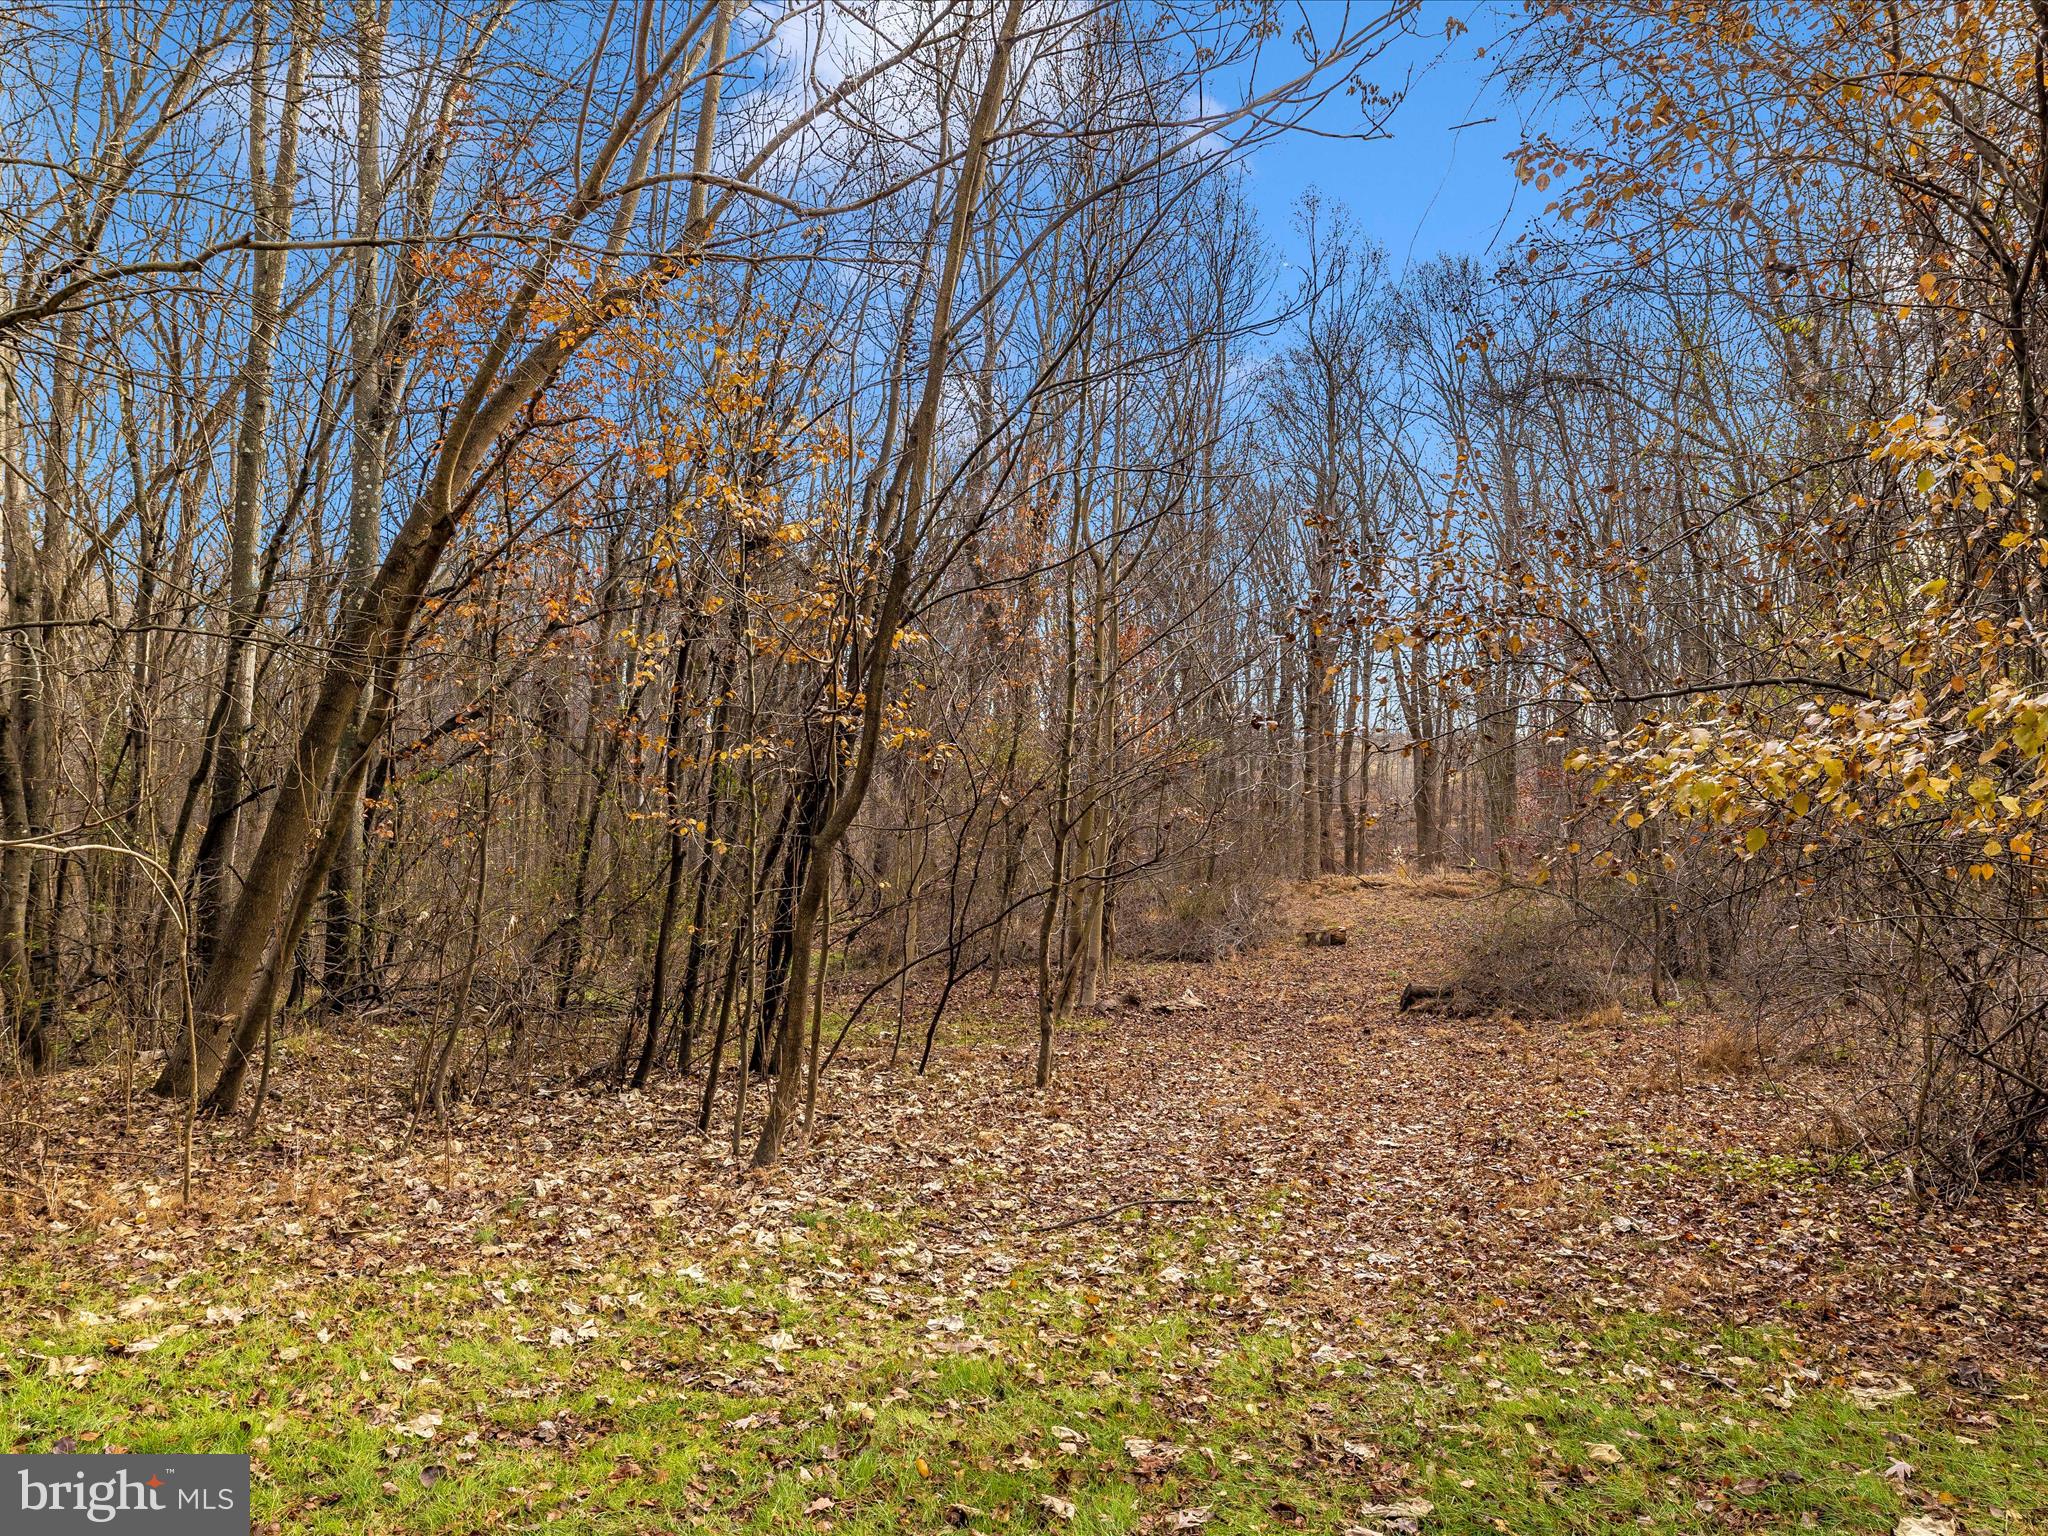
[1121,878,1277,963]
[1435,900,1618,1021]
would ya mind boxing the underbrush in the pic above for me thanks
[1433,898,1619,1021]
[1120,879,1277,963]
[1352,868,1489,899]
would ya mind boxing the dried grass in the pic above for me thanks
[1122,878,1278,963]
[1695,1023,1767,1077]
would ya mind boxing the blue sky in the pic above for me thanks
[1241,2,1540,280]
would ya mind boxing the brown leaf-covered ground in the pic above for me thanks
[10,875,2044,1375]
[9,878,2048,1534]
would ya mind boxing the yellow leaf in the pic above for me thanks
[1744,827,1768,854]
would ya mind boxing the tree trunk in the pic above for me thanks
[751,0,1027,1164]
[194,0,313,961]
[323,0,390,1004]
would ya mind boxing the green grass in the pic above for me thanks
[4,1211,2043,1534]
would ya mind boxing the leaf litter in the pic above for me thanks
[3,880,2044,1531]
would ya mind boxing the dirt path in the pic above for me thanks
[830,874,2048,1374]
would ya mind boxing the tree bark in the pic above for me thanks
[194,0,314,961]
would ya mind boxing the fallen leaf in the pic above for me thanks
[1358,1499,1433,1520]
[1850,1376,1916,1409]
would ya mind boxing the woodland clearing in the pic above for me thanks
[4,880,2044,1535]
[11,3,2048,1529]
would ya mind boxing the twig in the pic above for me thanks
[1026,1196,1197,1235]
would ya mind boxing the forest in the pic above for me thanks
[2,2,2046,1532]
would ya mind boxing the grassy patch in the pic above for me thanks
[1625,1143,1889,1190]
[4,1214,2043,1534]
